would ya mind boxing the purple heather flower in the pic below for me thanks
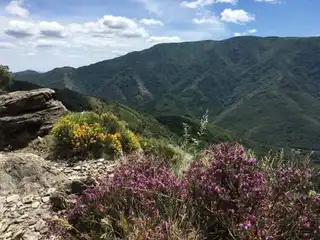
[248,157,257,164]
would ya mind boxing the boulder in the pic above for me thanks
[0,88,67,150]
[0,153,65,195]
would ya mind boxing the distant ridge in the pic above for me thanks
[14,36,320,151]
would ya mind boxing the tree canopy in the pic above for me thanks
[0,65,12,90]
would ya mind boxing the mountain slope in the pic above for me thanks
[10,80,251,150]
[14,36,320,150]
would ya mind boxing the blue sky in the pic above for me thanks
[0,0,318,72]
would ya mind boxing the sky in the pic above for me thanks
[0,0,318,72]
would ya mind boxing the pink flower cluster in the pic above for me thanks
[50,143,320,240]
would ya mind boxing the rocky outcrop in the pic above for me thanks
[0,152,117,240]
[0,88,67,150]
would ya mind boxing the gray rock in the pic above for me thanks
[0,220,10,233]
[12,229,25,239]
[0,153,66,195]
[34,219,46,232]
[0,88,67,150]
[6,194,20,203]
[22,195,34,204]
[42,196,50,203]
[31,201,40,209]
[3,231,12,238]
[72,166,81,171]
[46,188,57,196]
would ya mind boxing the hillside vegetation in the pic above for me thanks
[14,36,320,151]
[10,80,255,152]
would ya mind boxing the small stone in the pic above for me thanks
[34,219,46,232]
[64,168,73,173]
[6,194,20,203]
[0,221,10,233]
[46,188,57,196]
[28,217,38,226]
[42,196,50,203]
[31,201,40,209]
[10,205,17,211]
[23,231,41,240]
[11,211,20,218]
[18,213,28,219]
[34,196,41,201]
[73,166,81,171]
[22,195,33,204]
[3,231,12,238]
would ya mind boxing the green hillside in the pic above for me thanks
[10,80,251,151]
[14,36,320,151]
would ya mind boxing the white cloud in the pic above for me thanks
[234,29,257,36]
[255,0,281,3]
[67,15,149,38]
[221,8,255,24]
[0,1,230,71]
[112,50,128,56]
[102,15,138,30]
[0,42,15,49]
[216,0,238,4]
[181,0,237,9]
[5,20,35,38]
[34,39,68,48]
[140,18,164,26]
[39,21,68,38]
[4,15,149,40]
[5,0,29,18]
[147,36,181,44]
[248,29,257,34]
[193,16,221,25]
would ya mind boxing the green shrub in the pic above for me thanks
[140,137,190,175]
[51,112,140,159]
[0,65,12,90]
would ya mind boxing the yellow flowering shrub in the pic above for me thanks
[120,129,141,153]
[51,112,141,159]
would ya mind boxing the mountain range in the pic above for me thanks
[14,36,320,151]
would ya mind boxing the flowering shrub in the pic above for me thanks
[51,112,140,158]
[184,142,270,239]
[50,155,192,239]
[49,143,320,240]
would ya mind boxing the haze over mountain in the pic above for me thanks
[14,36,320,151]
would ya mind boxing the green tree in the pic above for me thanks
[0,65,12,90]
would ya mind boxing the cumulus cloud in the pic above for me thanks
[181,0,237,8]
[4,15,149,41]
[147,36,181,44]
[66,15,148,38]
[140,18,164,26]
[221,9,255,24]
[102,15,138,30]
[234,29,257,36]
[39,21,68,38]
[5,20,35,38]
[5,0,29,18]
